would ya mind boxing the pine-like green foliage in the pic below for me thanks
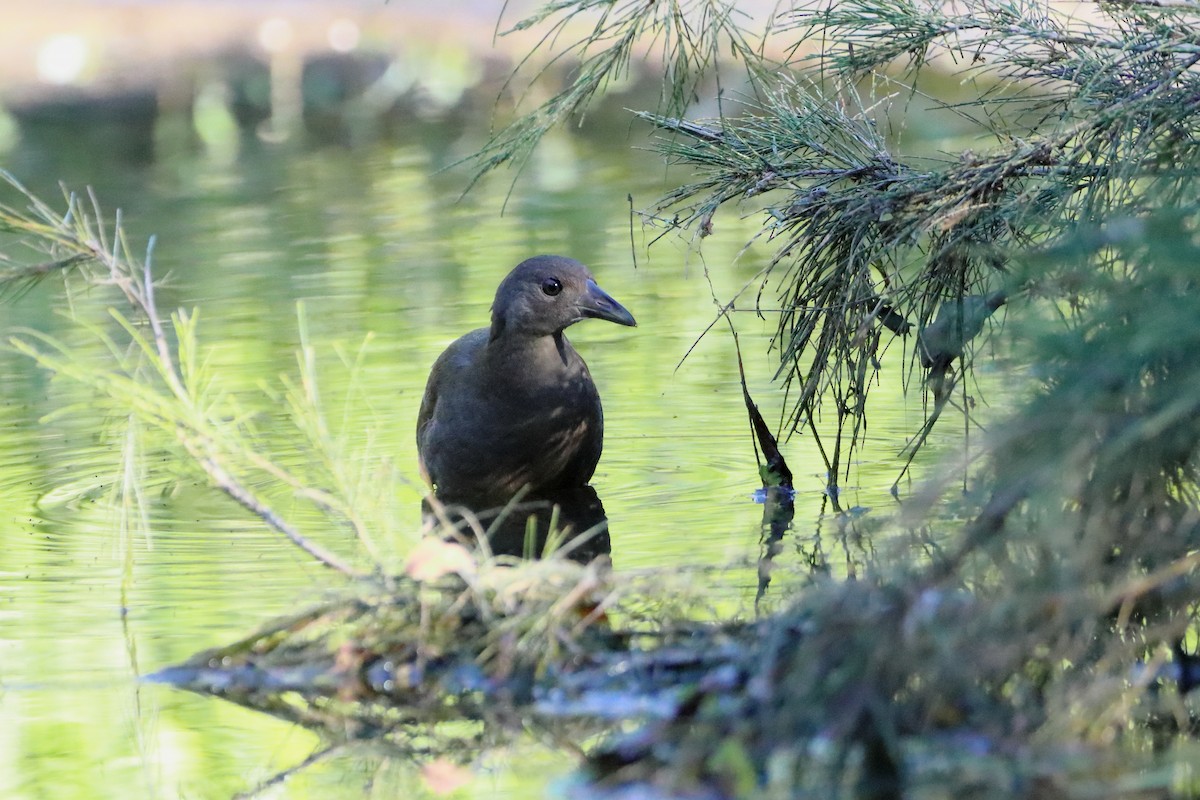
[480,0,1200,499]
[465,0,766,191]
[460,4,1200,794]
[0,174,402,580]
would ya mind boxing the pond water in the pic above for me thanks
[0,69,998,800]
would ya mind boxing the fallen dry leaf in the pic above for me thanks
[420,757,473,795]
[405,538,477,582]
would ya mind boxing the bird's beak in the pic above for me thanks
[580,279,637,327]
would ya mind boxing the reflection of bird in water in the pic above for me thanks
[918,291,1007,403]
[424,485,611,562]
[416,255,635,558]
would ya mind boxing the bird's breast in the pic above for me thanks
[421,337,605,502]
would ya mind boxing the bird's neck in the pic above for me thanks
[489,328,573,365]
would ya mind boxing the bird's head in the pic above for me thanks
[490,255,636,340]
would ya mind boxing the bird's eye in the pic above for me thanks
[541,278,563,296]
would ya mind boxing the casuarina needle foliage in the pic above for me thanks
[475,0,1200,500]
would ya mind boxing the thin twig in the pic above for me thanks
[192,449,361,578]
[232,742,352,800]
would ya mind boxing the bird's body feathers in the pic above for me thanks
[416,255,635,506]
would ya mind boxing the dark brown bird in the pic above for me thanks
[417,255,636,506]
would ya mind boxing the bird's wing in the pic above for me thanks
[416,372,438,486]
[416,329,489,488]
